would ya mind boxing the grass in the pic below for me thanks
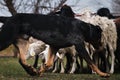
[0,58,120,80]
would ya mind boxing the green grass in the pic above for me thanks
[0,58,120,80]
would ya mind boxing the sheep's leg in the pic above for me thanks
[75,43,110,77]
[52,61,58,73]
[33,54,39,68]
[109,45,115,74]
[110,53,115,74]
[65,53,72,73]
[60,59,65,73]
[17,39,38,76]
[77,55,83,72]
[75,56,81,73]
[102,49,110,73]
[38,46,58,74]
[69,56,76,73]
[56,52,65,73]
[52,57,58,73]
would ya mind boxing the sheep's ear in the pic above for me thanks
[29,37,34,43]
[29,37,37,43]
[41,44,46,49]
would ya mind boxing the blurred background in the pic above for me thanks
[0,0,120,16]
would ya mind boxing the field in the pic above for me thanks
[0,57,120,80]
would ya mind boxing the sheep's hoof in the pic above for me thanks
[52,70,57,73]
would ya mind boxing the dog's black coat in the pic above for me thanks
[0,13,102,72]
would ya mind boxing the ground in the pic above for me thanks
[0,58,120,80]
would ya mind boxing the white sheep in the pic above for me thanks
[77,10,117,74]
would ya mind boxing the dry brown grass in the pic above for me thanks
[0,45,15,57]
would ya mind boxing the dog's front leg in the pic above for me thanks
[17,39,38,76]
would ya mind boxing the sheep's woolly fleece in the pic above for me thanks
[77,9,117,50]
[26,38,46,59]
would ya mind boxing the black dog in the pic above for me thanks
[0,13,109,77]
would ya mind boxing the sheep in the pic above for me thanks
[52,45,78,74]
[52,42,95,74]
[26,39,79,74]
[26,39,46,60]
[76,9,117,74]
[25,37,47,69]
[27,38,81,74]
